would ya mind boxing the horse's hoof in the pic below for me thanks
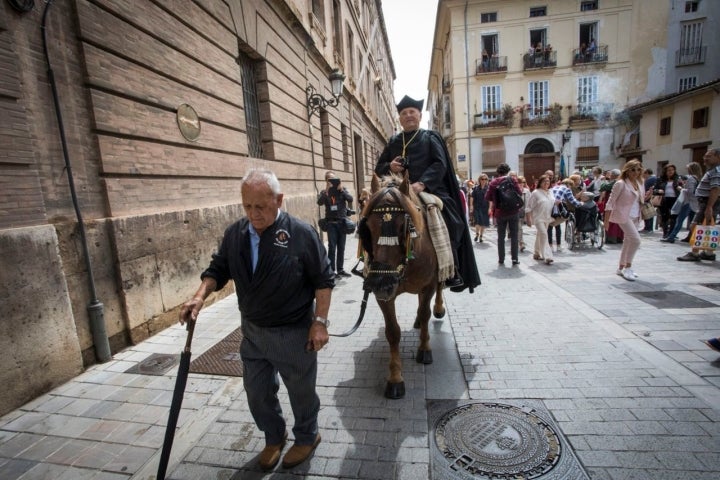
[433,309,446,319]
[384,381,405,399]
[416,349,433,364]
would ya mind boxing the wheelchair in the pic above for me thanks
[565,199,605,250]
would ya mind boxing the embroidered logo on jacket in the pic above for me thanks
[274,229,290,247]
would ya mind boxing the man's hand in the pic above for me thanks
[179,297,203,326]
[390,156,405,174]
[305,321,330,352]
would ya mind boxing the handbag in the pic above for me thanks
[343,216,357,234]
[650,194,663,207]
[641,202,656,220]
[318,217,328,232]
[690,222,720,252]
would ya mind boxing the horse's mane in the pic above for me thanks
[365,174,425,233]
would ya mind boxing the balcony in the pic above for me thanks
[572,44,608,65]
[675,46,706,66]
[475,56,508,75]
[442,75,451,92]
[569,102,614,123]
[519,104,562,130]
[472,105,514,130]
[522,50,557,70]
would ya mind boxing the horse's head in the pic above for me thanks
[357,172,424,301]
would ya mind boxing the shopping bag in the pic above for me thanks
[690,222,720,252]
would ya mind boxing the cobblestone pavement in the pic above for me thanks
[1,224,719,479]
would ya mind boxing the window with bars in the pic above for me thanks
[679,76,697,92]
[529,6,546,17]
[238,51,263,159]
[528,80,548,118]
[577,76,598,114]
[481,85,502,121]
[659,117,671,136]
[481,12,497,23]
[679,21,703,63]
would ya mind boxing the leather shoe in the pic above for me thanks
[258,432,287,470]
[444,273,464,288]
[282,434,321,468]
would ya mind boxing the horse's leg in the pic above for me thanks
[414,286,434,365]
[378,299,405,399]
[433,282,446,319]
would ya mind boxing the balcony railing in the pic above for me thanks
[522,50,557,70]
[675,46,706,66]
[475,55,508,74]
[572,44,608,65]
[570,102,614,122]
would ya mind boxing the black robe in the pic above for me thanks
[376,129,481,292]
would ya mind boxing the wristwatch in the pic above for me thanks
[314,316,330,328]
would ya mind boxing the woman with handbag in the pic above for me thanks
[653,164,682,237]
[604,159,646,281]
[525,175,556,264]
[661,162,702,243]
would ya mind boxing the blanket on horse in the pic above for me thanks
[418,192,454,282]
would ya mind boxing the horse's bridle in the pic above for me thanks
[364,187,419,279]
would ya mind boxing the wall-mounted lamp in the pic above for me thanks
[561,126,573,148]
[306,68,346,118]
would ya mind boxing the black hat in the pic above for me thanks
[396,95,424,113]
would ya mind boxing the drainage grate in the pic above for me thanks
[189,327,243,377]
[627,290,717,309]
[125,353,178,376]
[428,400,589,480]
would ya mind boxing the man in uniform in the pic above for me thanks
[375,95,480,293]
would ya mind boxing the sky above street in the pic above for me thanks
[382,0,439,126]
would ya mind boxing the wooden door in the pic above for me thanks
[522,155,556,188]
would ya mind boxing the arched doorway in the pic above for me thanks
[520,138,557,188]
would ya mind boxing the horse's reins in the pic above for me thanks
[328,186,416,337]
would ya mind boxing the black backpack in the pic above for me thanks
[495,176,524,211]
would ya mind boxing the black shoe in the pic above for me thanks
[660,238,675,243]
[680,235,691,243]
[444,274,464,288]
[337,271,352,278]
[512,259,520,265]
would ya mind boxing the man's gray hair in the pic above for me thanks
[243,168,282,195]
[709,147,720,156]
[610,169,621,177]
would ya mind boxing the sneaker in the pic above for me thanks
[660,237,675,243]
[677,252,700,262]
[621,268,636,281]
[512,259,520,265]
[544,258,554,265]
[556,245,563,252]
[336,270,352,278]
[699,251,717,261]
[616,268,638,278]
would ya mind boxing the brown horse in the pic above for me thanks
[357,172,446,399]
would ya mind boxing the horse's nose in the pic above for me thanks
[364,263,400,300]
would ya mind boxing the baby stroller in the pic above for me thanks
[565,199,605,250]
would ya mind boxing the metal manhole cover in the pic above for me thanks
[189,327,243,377]
[627,290,717,309]
[124,353,178,376]
[429,400,589,480]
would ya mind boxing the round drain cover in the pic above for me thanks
[434,402,561,479]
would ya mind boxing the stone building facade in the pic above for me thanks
[0,0,396,415]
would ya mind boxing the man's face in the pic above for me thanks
[398,107,422,132]
[544,170,554,180]
[703,149,720,168]
[241,181,283,235]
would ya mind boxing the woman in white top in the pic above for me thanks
[525,175,556,264]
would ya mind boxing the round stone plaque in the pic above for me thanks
[176,103,201,141]
[434,402,561,479]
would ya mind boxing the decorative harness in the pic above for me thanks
[365,186,419,279]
